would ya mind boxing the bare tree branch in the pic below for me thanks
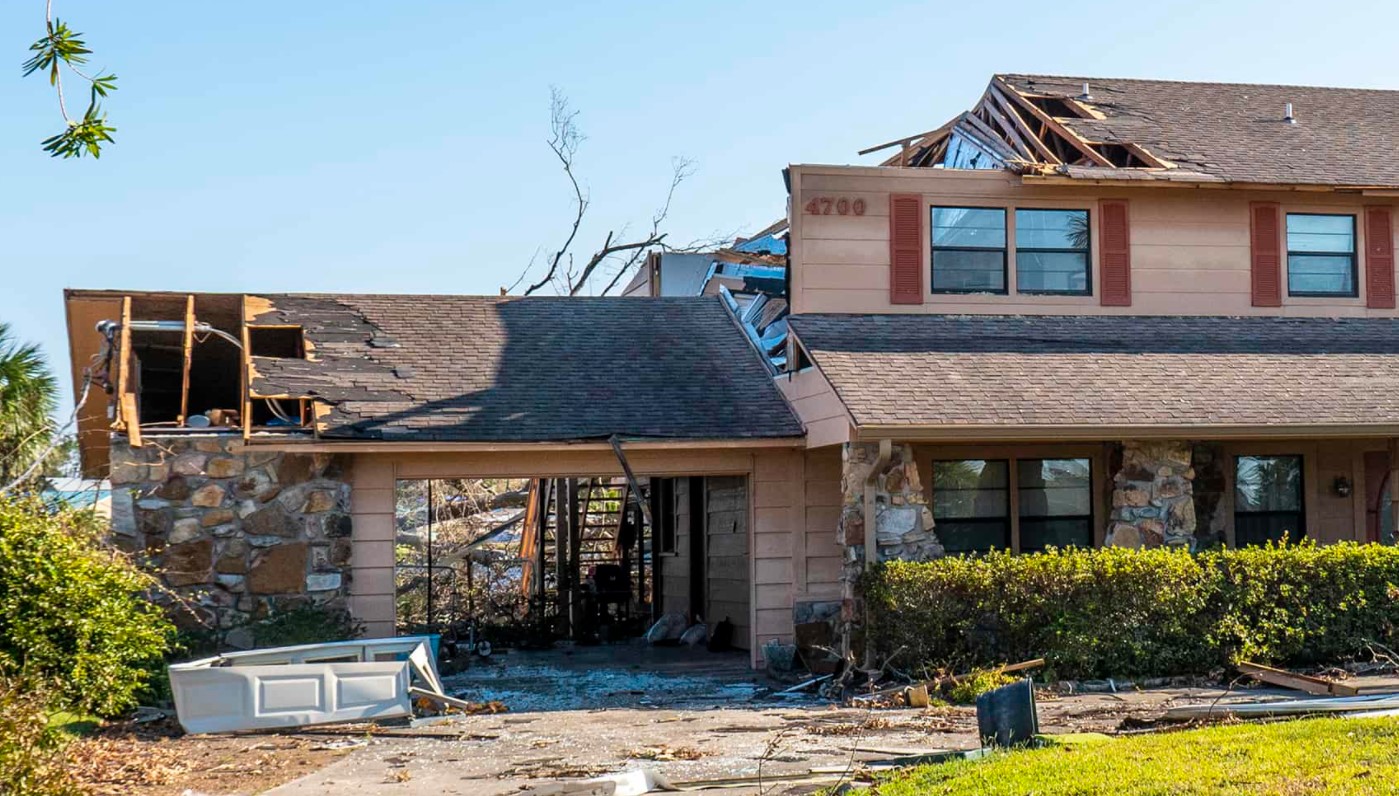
[524,88,589,296]
[517,90,706,297]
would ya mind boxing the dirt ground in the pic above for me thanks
[72,645,1399,796]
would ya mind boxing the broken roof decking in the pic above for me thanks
[788,314,1399,438]
[248,293,803,442]
[872,73,1399,188]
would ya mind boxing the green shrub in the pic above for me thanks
[0,678,83,796]
[945,668,1015,704]
[863,541,1399,680]
[0,498,173,717]
[251,604,364,648]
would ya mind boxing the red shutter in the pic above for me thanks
[1098,199,1132,306]
[889,193,924,304]
[1366,206,1396,309]
[1250,202,1283,307]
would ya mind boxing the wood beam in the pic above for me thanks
[178,295,194,426]
[992,77,1114,167]
[985,86,1061,165]
[974,96,1035,160]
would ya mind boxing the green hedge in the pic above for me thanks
[0,498,173,717]
[862,542,1399,680]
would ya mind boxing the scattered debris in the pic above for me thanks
[1163,693,1399,721]
[626,744,705,761]
[169,636,458,733]
[1237,660,1361,696]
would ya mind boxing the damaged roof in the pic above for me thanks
[249,294,803,442]
[788,313,1399,433]
[872,73,1399,188]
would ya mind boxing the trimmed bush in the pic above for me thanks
[863,541,1399,680]
[0,498,174,717]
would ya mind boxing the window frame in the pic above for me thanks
[929,205,1009,295]
[1014,208,1093,297]
[1285,212,1358,299]
[930,455,1095,555]
[1015,457,1095,553]
[1232,454,1307,547]
[931,458,1012,554]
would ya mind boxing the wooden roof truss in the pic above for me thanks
[863,76,1168,172]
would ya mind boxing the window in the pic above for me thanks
[932,460,1009,553]
[931,207,1007,293]
[1018,458,1093,551]
[1286,214,1357,297]
[1235,455,1305,546]
[1016,209,1090,295]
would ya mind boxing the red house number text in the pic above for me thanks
[803,196,866,216]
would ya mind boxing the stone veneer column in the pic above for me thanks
[836,442,942,605]
[1106,440,1197,549]
[109,435,353,648]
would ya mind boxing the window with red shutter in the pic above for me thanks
[1250,203,1283,307]
[1366,206,1396,309]
[889,193,924,304]
[1098,199,1131,306]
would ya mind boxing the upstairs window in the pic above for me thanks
[1235,455,1305,546]
[1016,209,1091,295]
[932,460,1010,553]
[931,207,1007,294]
[1286,214,1356,297]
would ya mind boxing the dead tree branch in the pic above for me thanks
[516,90,701,297]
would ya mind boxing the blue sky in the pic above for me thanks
[1,0,1392,407]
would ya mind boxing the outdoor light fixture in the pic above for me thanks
[1333,475,1353,498]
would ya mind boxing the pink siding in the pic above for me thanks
[789,165,1399,318]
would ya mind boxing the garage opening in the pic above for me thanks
[393,474,750,653]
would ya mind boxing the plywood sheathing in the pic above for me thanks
[64,293,124,477]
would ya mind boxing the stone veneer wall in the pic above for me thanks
[837,442,942,593]
[108,434,353,649]
[1106,440,1197,549]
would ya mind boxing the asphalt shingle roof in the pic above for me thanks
[248,294,802,442]
[788,314,1399,430]
[998,74,1399,187]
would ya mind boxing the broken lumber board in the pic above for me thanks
[1163,693,1399,721]
[1238,661,1360,696]
[851,658,1046,702]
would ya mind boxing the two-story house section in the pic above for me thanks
[777,74,1399,626]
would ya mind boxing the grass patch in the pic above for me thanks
[871,717,1399,795]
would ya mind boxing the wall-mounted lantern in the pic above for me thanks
[1333,475,1353,498]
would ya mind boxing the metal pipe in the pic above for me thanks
[97,319,244,349]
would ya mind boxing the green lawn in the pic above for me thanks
[870,717,1399,795]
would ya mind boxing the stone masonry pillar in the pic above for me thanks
[1106,440,1196,548]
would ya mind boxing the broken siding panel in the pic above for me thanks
[775,369,853,449]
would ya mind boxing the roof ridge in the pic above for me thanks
[996,72,1399,95]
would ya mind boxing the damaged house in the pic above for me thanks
[64,73,1399,666]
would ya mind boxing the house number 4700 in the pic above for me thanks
[803,196,866,216]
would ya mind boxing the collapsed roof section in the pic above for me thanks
[624,220,790,369]
[64,289,803,475]
[863,73,1399,188]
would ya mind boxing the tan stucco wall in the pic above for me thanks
[346,445,806,667]
[789,165,1399,317]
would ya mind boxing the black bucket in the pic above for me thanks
[975,677,1039,748]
